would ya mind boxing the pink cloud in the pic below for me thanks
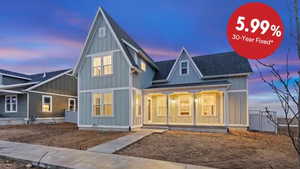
[0,48,42,60]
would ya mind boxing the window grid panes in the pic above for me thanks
[5,95,17,112]
[201,94,217,116]
[92,56,112,76]
[93,93,113,117]
[180,61,188,75]
[42,96,52,112]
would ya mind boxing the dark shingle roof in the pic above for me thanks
[0,69,32,80]
[28,69,71,83]
[192,52,253,76]
[0,69,71,90]
[102,8,158,70]
[153,52,252,80]
[153,60,175,81]
[148,80,230,89]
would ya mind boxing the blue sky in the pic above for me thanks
[0,0,299,115]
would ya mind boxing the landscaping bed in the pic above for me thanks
[117,130,299,169]
[0,123,128,150]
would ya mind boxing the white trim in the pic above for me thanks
[179,60,189,76]
[129,67,133,128]
[77,76,80,126]
[0,73,32,81]
[100,8,134,68]
[167,47,203,80]
[26,93,29,121]
[91,91,114,117]
[203,73,251,79]
[25,69,72,91]
[80,87,129,93]
[279,124,298,127]
[73,9,103,75]
[0,82,38,89]
[0,89,23,94]
[121,39,139,53]
[78,124,129,129]
[42,95,52,113]
[144,84,231,92]
[86,50,120,57]
[68,98,76,112]
[28,90,77,98]
[5,95,18,113]
[227,89,248,93]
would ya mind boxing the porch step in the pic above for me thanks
[143,125,228,133]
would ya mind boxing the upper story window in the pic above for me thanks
[141,60,146,71]
[180,60,189,75]
[92,55,113,76]
[98,27,106,38]
[5,95,17,112]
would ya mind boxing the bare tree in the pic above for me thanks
[257,0,300,161]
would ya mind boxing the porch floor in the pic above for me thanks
[143,124,228,133]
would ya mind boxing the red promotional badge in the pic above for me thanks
[227,2,284,59]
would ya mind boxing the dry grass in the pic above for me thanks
[0,123,128,150]
[117,130,299,169]
[0,157,43,169]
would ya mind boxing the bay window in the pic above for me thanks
[179,95,191,116]
[156,95,167,116]
[201,93,217,116]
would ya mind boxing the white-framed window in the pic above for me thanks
[92,92,113,117]
[68,98,76,112]
[180,60,189,75]
[135,92,142,117]
[42,95,52,112]
[201,93,217,116]
[5,95,17,112]
[178,95,191,116]
[141,60,146,71]
[156,95,167,116]
[92,55,113,76]
[98,27,106,38]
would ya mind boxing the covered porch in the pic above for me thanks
[143,84,229,127]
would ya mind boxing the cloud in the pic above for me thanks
[0,48,42,60]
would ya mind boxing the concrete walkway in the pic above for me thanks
[0,140,214,169]
[88,129,165,153]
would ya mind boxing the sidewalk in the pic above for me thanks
[0,140,214,169]
[88,129,164,154]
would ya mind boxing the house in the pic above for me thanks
[73,8,252,131]
[0,69,77,124]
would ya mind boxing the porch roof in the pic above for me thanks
[146,80,230,89]
[0,89,24,95]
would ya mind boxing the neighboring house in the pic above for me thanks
[0,69,77,123]
[73,8,253,131]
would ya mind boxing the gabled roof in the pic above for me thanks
[0,68,72,91]
[153,51,252,81]
[0,69,32,80]
[101,8,158,70]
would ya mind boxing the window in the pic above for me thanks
[5,95,17,112]
[68,98,76,112]
[42,95,52,112]
[98,27,106,38]
[179,95,191,116]
[201,94,217,116]
[156,96,167,116]
[180,60,189,75]
[135,93,142,116]
[92,92,113,116]
[141,60,146,71]
[92,55,112,76]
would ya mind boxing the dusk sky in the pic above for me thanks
[0,0,299,115]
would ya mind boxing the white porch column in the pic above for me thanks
[163,92,172,125]
[224,91,229,126]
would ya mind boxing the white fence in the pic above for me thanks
[249,110,277,133]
